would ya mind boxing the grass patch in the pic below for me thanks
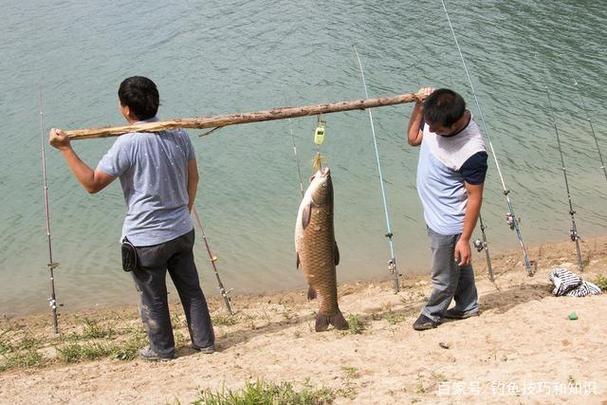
[341,366,359,380]
[337,367,359,399]
[193,380,335,404]
[0,338,13,355]
[345,315,365,335]
[212,314,238,327]
[112,333,147,361]
[594,274,607,291]
[383,311,407,325]
[65,318,115,342]
[0,349,45,371]
[57,342,113,363]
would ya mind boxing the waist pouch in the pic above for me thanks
[121,237,138,272]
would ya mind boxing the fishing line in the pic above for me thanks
[571,79,607,184]
[353,46,400,292]
[38,90,60,333]
[288,118,306,198]
[542,82,584,271]
[439,0,535,276]
[192,207,234,314]
[312,115,326,172]
[441,51,494,281]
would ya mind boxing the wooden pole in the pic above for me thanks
[63,92,420,140]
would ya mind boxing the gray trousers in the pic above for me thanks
[422,227,479,322]
[131,229,214,357]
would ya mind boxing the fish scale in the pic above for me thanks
[295,167,348,331]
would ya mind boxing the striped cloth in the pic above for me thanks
[549,267,602,297]
[566,281,602,297]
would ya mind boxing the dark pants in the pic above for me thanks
[131,229,214,357]
[421,227,479,322]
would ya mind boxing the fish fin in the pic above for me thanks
[315,314,330,332]
[333,241,340,266]
[302,202,312,230]
[307,286,317,300]
[330,311,349,330]
[296,253,300,269]
[314,310,349,332]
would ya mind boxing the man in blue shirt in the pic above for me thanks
[407,88,488,331]
[50,76,215,359]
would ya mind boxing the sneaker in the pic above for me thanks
[412,314,439,331]
[138,346,175,362]
[192,344,216,354]
[443,308,480,320]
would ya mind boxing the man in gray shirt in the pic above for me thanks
[49,76,214,360]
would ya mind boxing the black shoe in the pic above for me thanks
[138,346,175,362]
[443,309,480,320]
[412,314,439,331]
[192,344,216,354]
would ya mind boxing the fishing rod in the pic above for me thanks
[353,47,400,292]
[192,207,234,314]
[439,0,535,276]
[542,85,584,272]
[39,91,60,333]
[473,215,494,281]
[441,53,495,281]
[572,79,607,184]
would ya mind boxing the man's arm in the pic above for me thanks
[49,129,115,194]
[187,159,199,213]
[407,87,434,146]
[454,182,484,266]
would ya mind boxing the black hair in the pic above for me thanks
[423,89,466,127]
[118,76,159,121]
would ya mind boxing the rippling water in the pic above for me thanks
[1,0,606,315]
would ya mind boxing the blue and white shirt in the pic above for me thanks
[97,117,196,246]
[416,116,488,235]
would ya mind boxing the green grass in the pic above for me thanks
[594,274,607,291]
[57,342,114,363]
[65,318,115,342]
[212,314,238,327]
[383,311,407,325]
[111,333,148,361]
[0,328,46,371]
[345,315,365,335]
[341,366,358,380]
[0,349,45,371]
[193,380,335,405]
[0,338,13,355]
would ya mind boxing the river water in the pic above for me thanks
[1,0,606,315]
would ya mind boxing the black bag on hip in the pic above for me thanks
[121,237,138,272]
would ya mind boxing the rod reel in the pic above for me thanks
[473,239,486,252]
[505,212,518,230]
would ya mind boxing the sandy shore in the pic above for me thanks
[1,237,607,404]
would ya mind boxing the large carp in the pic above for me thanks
[295,167,349,332]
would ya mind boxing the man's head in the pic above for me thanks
[423,89,466,136]
[118,76,159,122]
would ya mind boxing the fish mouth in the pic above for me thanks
[310,166,331,182]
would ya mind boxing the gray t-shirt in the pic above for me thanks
[97,119,195,246]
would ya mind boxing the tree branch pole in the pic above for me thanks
[63,92,420,140]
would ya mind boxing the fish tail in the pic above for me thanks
[315,310,349,332]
